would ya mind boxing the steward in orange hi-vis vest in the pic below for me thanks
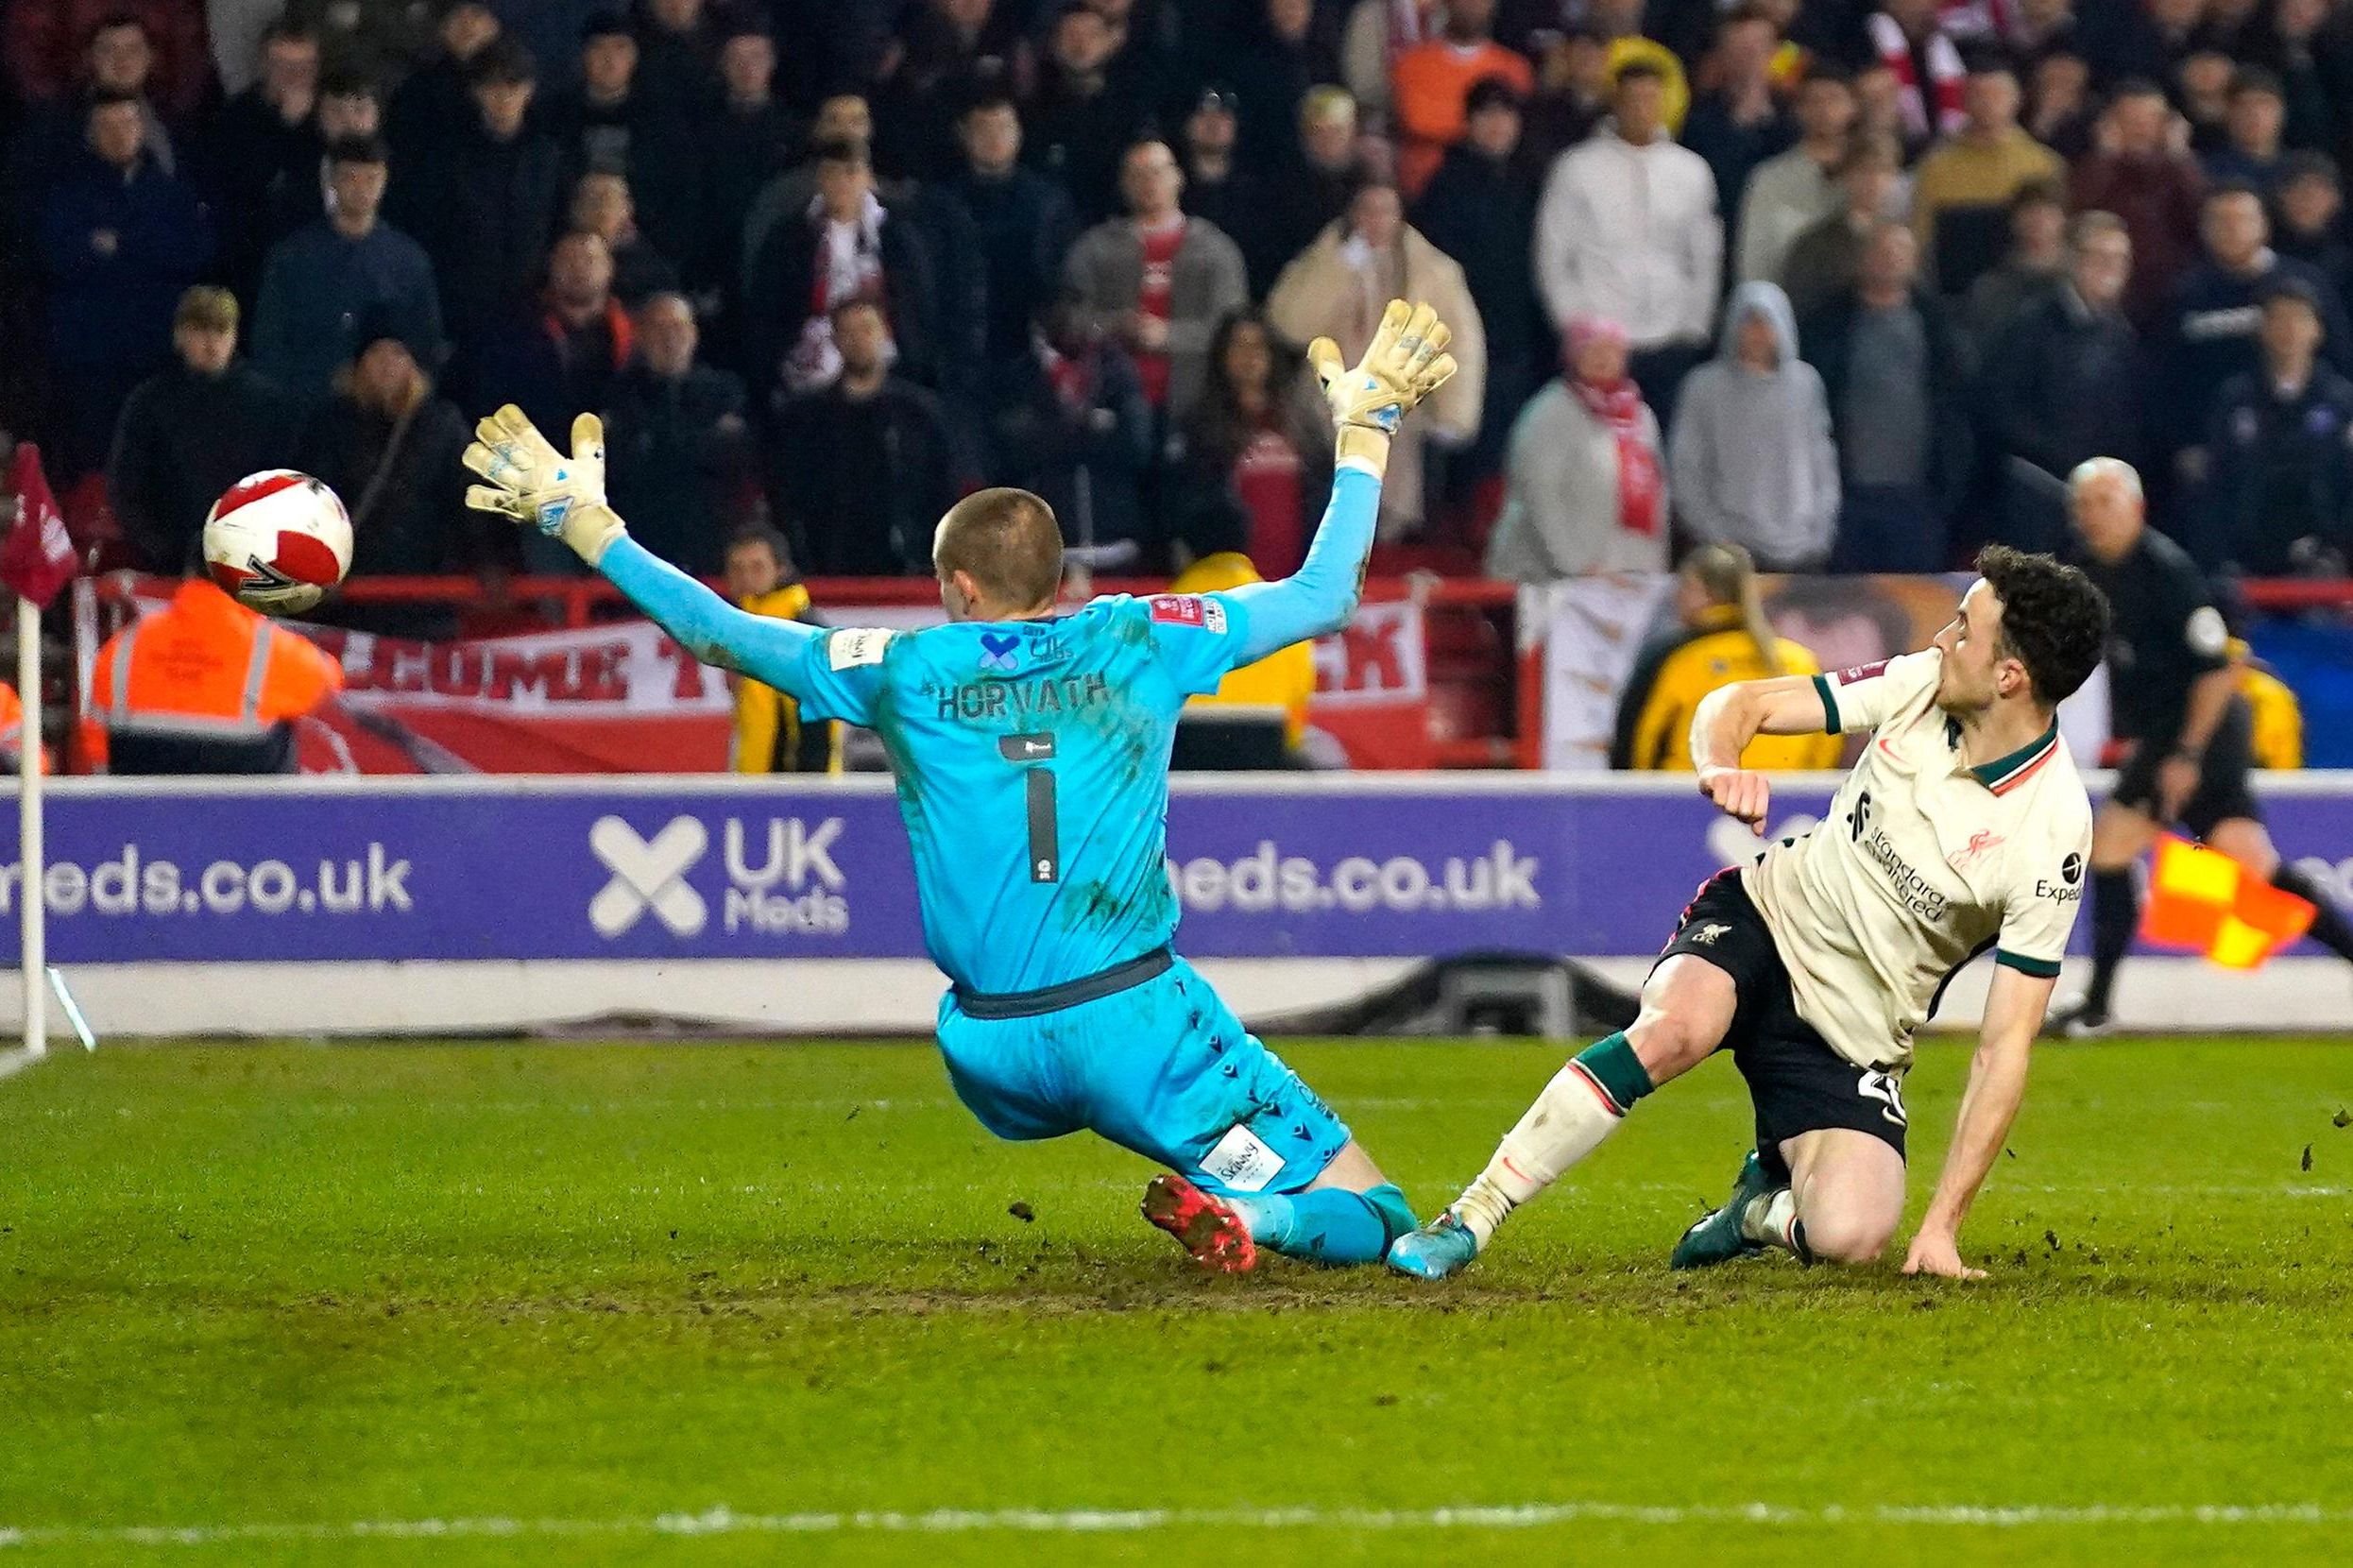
[86,579,344,774]
[0,679,55,771]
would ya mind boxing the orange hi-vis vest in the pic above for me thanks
[87,580,344,758]
[0,680,56,771]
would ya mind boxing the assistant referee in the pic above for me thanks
[2053,458,2353,1034]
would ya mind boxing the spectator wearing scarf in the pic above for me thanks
[1485,314,1670,580]
[1867,0,1965,150]
[743,138,937,403]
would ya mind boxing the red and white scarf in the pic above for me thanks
[784,189,893,393]
[1564,317,1661,538]
[1868,10,1966,142]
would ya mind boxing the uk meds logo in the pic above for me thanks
[588,815,708,937]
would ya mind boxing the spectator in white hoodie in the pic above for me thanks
[1668,281,1840,571]
[1535,60,1722,414]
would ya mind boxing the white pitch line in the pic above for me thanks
[1,1501,2346,1549]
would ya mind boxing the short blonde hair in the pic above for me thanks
[174,285,237,332]
[933,489,1064,609]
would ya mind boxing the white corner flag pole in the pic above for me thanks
[18,591,44,1058]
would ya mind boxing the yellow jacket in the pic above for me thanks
[2230,640,2302,770]
[732,584,840,774]
[1611,605,1839,771]
[1168,553,1316,746]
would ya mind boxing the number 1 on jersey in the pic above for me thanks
[1002,733,1059,883]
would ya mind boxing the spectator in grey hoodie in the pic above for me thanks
[1667,281,1840,571]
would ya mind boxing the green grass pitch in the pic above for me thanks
[2,1035,2349,1566]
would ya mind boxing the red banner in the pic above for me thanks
[1309,600,1431,768]
[76,579,1430,773]
[296,620,731,773]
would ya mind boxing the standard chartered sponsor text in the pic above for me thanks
[1171,840,1540,913]
[0,844,412,917]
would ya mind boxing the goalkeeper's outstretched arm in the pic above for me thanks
[1219,300,1458,664]
[599,536,824,687]
[1220,460,1383,663]
[460,405,827,702]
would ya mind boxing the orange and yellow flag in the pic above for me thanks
[2140,835,2315,969]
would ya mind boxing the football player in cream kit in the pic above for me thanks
[1391,546,2112,1281]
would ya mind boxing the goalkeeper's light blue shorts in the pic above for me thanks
[934,949,1350,1197]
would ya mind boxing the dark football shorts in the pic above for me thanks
[2108,696,2259,838]
[1654,868,1910,1185]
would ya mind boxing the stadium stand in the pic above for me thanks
[3,0,2352,770]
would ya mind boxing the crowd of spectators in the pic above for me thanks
[6,0,2353,595]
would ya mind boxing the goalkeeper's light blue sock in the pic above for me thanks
[1224,1184,1415,1266]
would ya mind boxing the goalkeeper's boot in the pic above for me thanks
[1670,1150,1773,1270]
[1385,1210,1481,1280]
[1142,1173,1257,1273]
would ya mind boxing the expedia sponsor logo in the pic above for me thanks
[2037,850,2086,903]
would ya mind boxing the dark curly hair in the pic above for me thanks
[1976,545,2110,707]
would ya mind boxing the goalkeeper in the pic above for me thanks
[464,301,1458,1272]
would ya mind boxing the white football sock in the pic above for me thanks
[1450,1060,1628,1246]
[1741,1186,1799,1250]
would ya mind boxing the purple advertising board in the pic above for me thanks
[5,776,2351,964]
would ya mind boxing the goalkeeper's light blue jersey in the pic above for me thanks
[599,464,1382,996]
[781,593,1257,993]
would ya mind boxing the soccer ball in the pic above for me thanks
[202,470,353,616]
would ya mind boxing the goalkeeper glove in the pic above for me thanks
[462,405,628,567]
[1306,299,1459,471]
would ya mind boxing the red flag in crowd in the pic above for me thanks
[1,442,78,610]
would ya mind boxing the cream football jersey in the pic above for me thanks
[1745,649,2093,1070]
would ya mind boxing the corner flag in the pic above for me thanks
[3,442,82,1057]
[0,445,77,610]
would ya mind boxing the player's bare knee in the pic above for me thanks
[1628,960,1732,1080]
[1800,1208,1896,1266]
[1627,1007,1713,1079]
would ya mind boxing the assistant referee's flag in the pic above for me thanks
[2140,835,2316,969]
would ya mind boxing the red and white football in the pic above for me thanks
[201,470,353,615]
